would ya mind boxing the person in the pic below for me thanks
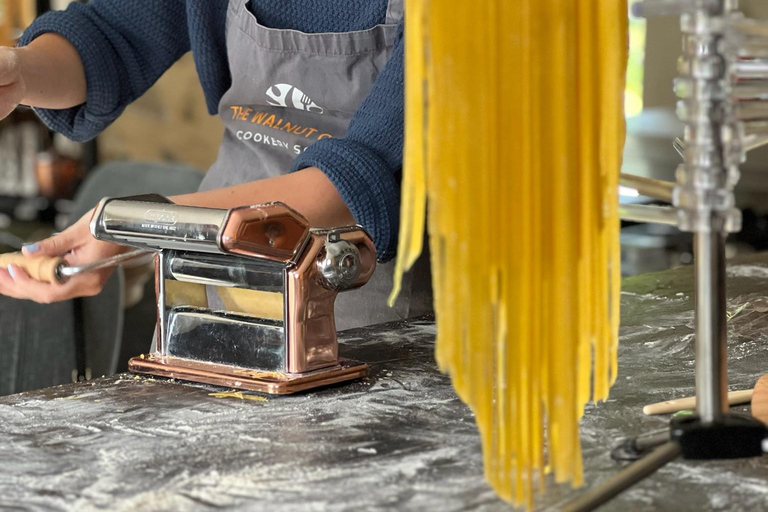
[0,0,432,330]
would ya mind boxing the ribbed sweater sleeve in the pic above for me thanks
[18,0,191,142]
[292,23,405,262]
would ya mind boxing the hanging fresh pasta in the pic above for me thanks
[391,0,628,507]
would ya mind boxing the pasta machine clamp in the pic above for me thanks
[89,195,377,395]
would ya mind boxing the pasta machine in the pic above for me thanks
[565,0,768,510]
[89,195,376,394]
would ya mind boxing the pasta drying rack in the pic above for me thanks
[564,0,768,510]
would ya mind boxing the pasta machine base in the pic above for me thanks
[128,354,368,395]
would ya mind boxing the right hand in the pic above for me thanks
[0,47,25,120]
[0,209,127,304]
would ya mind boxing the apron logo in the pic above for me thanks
[266,83,324,114]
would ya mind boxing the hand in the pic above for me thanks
[0,47,25,120]
[0,210,126,303]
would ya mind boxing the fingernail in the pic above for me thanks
[23,243,39,254]
[7,264,14,279]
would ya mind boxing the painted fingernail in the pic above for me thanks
[22,243,40,254]
[7,264,15,279]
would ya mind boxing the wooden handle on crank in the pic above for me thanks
[0,252,63,284]
[643,389,754,416]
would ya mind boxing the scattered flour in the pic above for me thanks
[726,265,768,279]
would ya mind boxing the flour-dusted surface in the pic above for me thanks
[3,256,768,511]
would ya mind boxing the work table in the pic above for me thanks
[2,257,768,511]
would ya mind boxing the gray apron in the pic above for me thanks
[199,0,431,331]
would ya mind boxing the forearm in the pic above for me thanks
[17,33,86,109]
[289,23,405,261]
[171,167,356,228]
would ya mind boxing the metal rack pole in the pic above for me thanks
[684,0,731,424]
[559,442,683,512]
[619,204,678,225]
[693,226,729,422]
[618,174,675,202]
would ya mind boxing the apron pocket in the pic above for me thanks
[237,0,400,57]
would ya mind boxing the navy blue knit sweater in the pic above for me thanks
[20,0,404,261]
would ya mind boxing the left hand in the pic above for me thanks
[0,210,127,303]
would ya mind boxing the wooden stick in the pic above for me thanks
[643,389,754,416]
[0,252,63,284]
[750,374,768,425]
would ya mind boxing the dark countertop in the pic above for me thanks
[3,256,768,512]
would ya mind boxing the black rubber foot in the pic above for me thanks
[671,413,767,460]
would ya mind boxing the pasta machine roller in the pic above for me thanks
[89,195,376,394]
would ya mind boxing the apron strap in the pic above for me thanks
[386,0,404,25]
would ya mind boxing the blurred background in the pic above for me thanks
[622,0,768,275]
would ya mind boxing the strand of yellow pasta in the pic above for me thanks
[468,1,495,483]
[508,1,533,502]
[486,3,510,500]
[387,0,427,306]
[602,1,629,388]
[393,0,627,507]
[521,0,546,497]
[482,0,505,493]
[576,0,597,415]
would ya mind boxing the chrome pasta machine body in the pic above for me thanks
[90,195,376,394]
